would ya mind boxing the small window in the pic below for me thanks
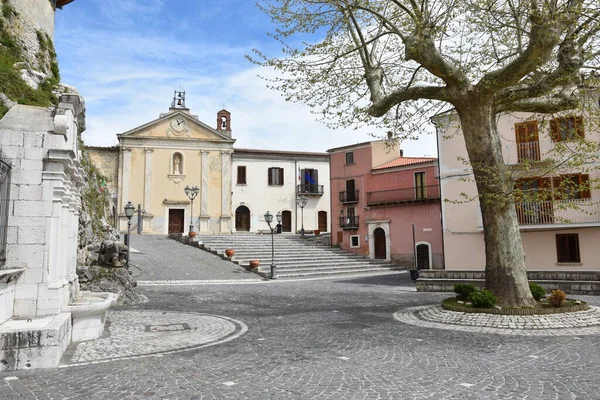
[237,166,246,185]
[415,172,426,199]
[345,152,354,165]
[556,234,580,263]
[268,167,284,186]
[550,116,584,142]
[350,235,360,248]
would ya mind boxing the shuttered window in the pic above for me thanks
[268,167,284,186]
[345,152,354,164]
[550,116,584,142]
[552,174,590,200]
[556,234,580,263]
[237,166,246,185]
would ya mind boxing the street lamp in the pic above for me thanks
[124,201,135,270]
[264,210,282,279]
[184,185,200,236]
[296,195,308,239]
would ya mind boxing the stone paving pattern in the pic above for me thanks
[1,235,600,399]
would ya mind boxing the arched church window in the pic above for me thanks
[172,153,183,174]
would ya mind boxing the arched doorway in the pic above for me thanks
[374,228,386,259]
[416,243,430,270]
[281,210,292,232]
[235,206,250,231]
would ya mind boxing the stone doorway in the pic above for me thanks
[235,206,250,231]
[281,210,292,232]
[168,209,184,234]
[374,228,386,259]
[416,243,431,270]
[318,211,328,232]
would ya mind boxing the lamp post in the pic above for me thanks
[297,195,308,239]
[264,211,282,279]
[124,201,135,270]
[184,185,199,237]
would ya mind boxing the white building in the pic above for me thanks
[232,149,330,234]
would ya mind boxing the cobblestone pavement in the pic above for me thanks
[2,236,600,399]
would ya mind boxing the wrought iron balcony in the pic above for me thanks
[366,185,440,205]
[339,190,359,204]
[297,184,324,196]
[339,216,359,229]
[515,199,600,226]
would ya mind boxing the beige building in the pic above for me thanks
[435,105,600,271]
[91,93,237,235]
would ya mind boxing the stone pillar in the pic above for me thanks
[220,150,232,233]
[121,148,132,231]
[200,151,210,233]
[143,148,153,232]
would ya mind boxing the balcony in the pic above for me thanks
[339,190,359,204]
[515,199,600,228]
[297,184,324,196]
[504,140,557,165]
[339,216,359,229]
[366,185,440,206]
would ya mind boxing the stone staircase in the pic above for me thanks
[193,234,402,279]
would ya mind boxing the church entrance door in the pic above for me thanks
[281,210,292,232]
[168,209,184,234]
[235,206,251,231]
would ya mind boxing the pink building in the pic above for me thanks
[327,140,444,269]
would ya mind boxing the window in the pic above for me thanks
[550,116,584,142]
[552,174,590,200]
[556,234,580,263]
[268,167,284,186]
[515,121,540,162]
[237,166,246,185]
[350,235,360,248]
[414,172,426,199]
[345,152,354,165]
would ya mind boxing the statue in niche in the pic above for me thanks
[173,155,182,174]
[221,116,227,129]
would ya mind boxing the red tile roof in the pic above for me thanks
[373,157,437,170]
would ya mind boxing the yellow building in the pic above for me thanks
[113,92,235,235]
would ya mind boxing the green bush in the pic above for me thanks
[453,283,478,300]
[469,289,497,308]
[529,282,546,301]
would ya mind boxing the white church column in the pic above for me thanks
[199,151,210,233]
[220,150,232,233]
[120,148,132,231]
[143,148,153,232]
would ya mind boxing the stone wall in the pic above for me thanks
[5,0,55,72]
[86,146,119,196]
[416,270,600,295]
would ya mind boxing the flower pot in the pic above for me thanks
[313,229,320,236]
[225,249,235,257]
[188,231,197,238]
[249,260,260,269]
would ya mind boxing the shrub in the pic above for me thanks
[454,283,478,300]
[548,290,566,308]
[529,282,546,301]
[469,289,497,308]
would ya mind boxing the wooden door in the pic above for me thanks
[346,179,356,201]
[318,211,327,232]
[235,206,250,231]
[416,244,430,270]
[281,210,292,232]
[168,209,184,234]
[374,228,386,259]
[515,121,540,162]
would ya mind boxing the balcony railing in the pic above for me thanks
[297,184,324,196]
[367,185,440,205]
[339,216,359,229]
[504,140,555,165]
[516,199,600,226]
[339,190,359,204]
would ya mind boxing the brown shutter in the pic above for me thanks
[552,176,562,200]
[300,168,306,185]
[268,168,272,185]
[550,119,559,142]
[576,116,585,138]
[581,174,590,199]
[279,168,284,185]
[313,169,318,185]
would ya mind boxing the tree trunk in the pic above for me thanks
[456,96,536,307]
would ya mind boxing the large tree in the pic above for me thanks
[251,0,600,306]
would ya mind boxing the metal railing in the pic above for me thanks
[339,216,359,229]
[366,185,441,205]
[0,159,12,266]
[297,184,324,195]
[339,190,359,203]
[516,142,541,162]
[516,199,600,225]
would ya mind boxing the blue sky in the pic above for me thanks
[54,0,437,156]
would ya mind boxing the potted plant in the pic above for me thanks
[313,229,320,236]
[249,260,260,269]
[225,248,235,257]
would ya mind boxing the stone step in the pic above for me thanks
[274,267,401,278]
[257,264,396,273]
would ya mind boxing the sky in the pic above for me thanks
[54,0,438,156]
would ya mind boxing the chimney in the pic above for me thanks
[400,149,404,157]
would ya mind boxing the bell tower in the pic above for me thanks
[217,109,231,132]
[169,90,188,111]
